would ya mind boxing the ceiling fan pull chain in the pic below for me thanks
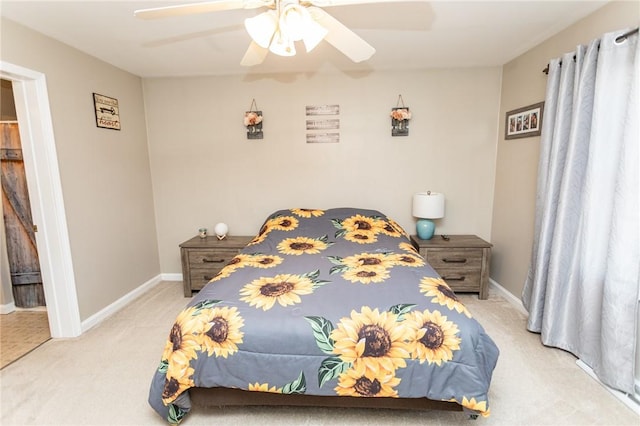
[396,94,405,108]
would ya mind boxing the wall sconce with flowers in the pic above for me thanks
[391,94,411,137]
[244,99,263,139]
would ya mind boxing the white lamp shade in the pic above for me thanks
[280,3,307,41]
[245,11,278,48]
[412,192,445,219]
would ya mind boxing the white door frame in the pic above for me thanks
[0,61,81,338]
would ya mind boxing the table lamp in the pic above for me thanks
[412,191,445,240]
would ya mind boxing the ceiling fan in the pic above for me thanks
[134,0,422,66]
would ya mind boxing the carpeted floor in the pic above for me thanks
[0,281,637,425]
[0,309,50,369]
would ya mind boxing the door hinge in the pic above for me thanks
[33,225,38,233]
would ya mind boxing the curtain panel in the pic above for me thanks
[522,28,639,394]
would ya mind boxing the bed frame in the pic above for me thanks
[190,387,464,414]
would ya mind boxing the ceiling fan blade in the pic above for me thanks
[308,7,375,63]
[308,0,427,7]
[134,0,274,20]
[240,41,270,66]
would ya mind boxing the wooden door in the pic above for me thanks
[1,122,44,308]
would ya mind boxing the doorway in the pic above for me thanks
[0,78,51,368]
[0,61,81,338]
[1,79,45,308]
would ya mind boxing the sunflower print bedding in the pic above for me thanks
[148,208,499,424]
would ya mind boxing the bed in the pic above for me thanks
[149,207,499,424]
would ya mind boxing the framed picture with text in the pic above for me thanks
[93,93,121,130]
[505,101,543,140]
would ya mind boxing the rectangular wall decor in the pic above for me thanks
[505,102,544,140]
[93,93,121,130]
[305,105,340,116]
[306,104,340,143]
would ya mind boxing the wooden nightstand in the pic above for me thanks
[179,235,253,297]
[410,234,492,300]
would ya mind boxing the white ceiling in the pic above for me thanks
[1,0,609,78]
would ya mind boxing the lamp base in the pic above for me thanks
[416,219,436,240]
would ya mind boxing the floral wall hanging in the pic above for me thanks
[391,94,411,137]
[244,99,263,139]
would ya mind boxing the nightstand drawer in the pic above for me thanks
[435,268,482,293]
[189,269,223,291]
[188,249,238,269]
[425,248,483,270]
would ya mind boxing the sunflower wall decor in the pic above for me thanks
[391,94,411,137]
[244,98,263,139]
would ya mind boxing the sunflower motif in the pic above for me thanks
[398,242,419,254]
[226,253,256,269]
[335,362,400,397]
[248,383,282,393]
[344,230,378,244]
[208,267,234,283]
[331,306,412,376]
[341,214,381,234]
[248,231,268,246]
[405,309,461,366]
[198,306,245,358]
[278,236,328,256]
[378,220,403,237]
[247,254,284,269]
[341,253,393,271]
[161,306,203,362]
[419,277,471,318]
[343,267,390,284]
[460,396,490,417]
[388,218,409,238]
[291,208,325,218]
[268,215,299,231]
[240,274,315,311]
[389,252,425,267]
[162,350,196,403]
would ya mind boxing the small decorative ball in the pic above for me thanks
[214,223,228,240]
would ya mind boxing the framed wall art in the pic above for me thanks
[306,104,340,143]
[244,99,263,140]
[391,94,411,137]
[505,101,544,140]
[93,93,121,130]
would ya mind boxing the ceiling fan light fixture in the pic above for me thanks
[244,10,278,48]
[280,3,308,42]
[302,20,328,52]
[269,30,296,56]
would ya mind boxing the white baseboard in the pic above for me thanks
[576,359,640,415]
[81,274,163,333]
[488,278,529,316]
[161,273,183,282]
[0,301,16,314]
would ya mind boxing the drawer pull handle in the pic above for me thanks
[442,275,465,281]
[203,258,225,263]
[442,257,467,263]
[204,275,214,281]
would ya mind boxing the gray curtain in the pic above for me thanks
[522,28,639,394]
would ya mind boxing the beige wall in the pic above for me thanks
[0,18,160,320]
[491,1,639,299]
[143,68,502,273]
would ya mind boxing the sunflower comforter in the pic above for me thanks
[149,208,499,423]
